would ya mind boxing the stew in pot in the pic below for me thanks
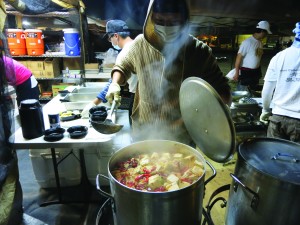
[112,152,204,192]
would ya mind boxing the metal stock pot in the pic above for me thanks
[96,77,236,225]
[226,138,300,225]
[97,140,215,225]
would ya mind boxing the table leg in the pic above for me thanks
[40,148,101,207]
[40,147,62,206]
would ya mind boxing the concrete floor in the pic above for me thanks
[202,155,236,225]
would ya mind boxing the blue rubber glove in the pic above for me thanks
[96,79,112,103]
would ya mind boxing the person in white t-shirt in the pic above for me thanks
[260,22,300,144]
[233,21,272,91]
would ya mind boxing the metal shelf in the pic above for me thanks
[12,54,81,58]
[6,5,86,90]
[6,9,78,17]
[39,97,52,103]
[36,77,64,81]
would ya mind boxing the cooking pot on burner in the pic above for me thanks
[97,140,216,225]
[96,77,237,225]
[225,137,300,225]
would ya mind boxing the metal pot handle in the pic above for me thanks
[230,173,259,209]
[204,160,217,186]
[271,152,299,163]
[96,174,113,199]
[96,174,117,213]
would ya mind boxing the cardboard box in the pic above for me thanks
[44,58,61,78]
[52,83,73,96]
[18,60,28,67]
[32,70,45,79]
[26,58,61,78]
[27,60,44,71]
[63,58,81,70]
[85,63,99,70]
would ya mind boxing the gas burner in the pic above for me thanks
[232,111,266,132]
[232,116,248,124]
[230,100,262,121]
[231,110,267,142]
[232,113,251,124]
[96,198,114,225]
[237,97,258,104]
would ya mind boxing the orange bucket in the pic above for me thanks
[6,29,27,56]
[24,29,44,56]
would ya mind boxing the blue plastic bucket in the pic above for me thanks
[63,28,80,56]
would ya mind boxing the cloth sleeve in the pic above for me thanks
[238,40,248,56]
[264,54,279,82]
[261,80,276,112]
[111,38,138,85]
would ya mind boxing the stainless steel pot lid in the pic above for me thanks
[179,77,235,163]
[239,137,300,185]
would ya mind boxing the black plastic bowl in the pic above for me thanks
[58,90,70,97]
[89,106,107,122]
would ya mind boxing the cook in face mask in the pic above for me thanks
[154,24,182,42]
[108,33,122,50]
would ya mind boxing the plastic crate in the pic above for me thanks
[84,143,122,186]
[29,148,81,188]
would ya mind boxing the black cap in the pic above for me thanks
[104,20,129,38]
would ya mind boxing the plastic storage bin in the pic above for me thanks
[29,148,81,188]
[84,143,122,186]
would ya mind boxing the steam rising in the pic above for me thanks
[132,24,191,144]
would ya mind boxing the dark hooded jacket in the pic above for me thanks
[111,0,231,144]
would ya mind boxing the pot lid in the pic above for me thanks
[179,77,235,163]
[20,99,40,108]
[239,138,300,185]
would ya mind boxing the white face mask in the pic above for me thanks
[111,35,122,50]
[154,24,182,42]
[112,44,121,50]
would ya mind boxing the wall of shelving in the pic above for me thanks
[6,8,86,102]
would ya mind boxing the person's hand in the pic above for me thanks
[259,111,272,124]
[233,72,239,82]
[80,102,96,118]
[105,82,121,105]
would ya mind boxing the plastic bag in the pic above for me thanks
[226,69,238,80]
[102,48,118,68]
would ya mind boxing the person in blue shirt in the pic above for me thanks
[81,20,137,122]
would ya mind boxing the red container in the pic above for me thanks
[24,29,44,56]
[6,29,27,56]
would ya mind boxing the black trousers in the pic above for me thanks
[239,67,262,90]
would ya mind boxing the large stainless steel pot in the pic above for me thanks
[97,140,215,225]
[226,137,300,225]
